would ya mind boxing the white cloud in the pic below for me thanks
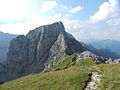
[89,0,120,23]
[68,25,120,41]
[106,18,120,25]
[0,0,59,34]
[62,19,100,41]
[41,1,57,12]
[0,15,50,34]
[62,18,120,41]
[0,23,30,35]
[0,0,119,41]
[0,0,29,21]
[68,6,83,14]
[0,12,62,35]
[64,20,84,31]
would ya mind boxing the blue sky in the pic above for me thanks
[0,0,120,41]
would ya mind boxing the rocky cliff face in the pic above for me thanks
[0,21,87,82]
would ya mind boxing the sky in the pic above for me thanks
[0,0,120,41]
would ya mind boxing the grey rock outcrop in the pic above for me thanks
[113,59,120,63]
[0,21,87,82]
[76,51,107,64]
[75,50,120,64]
[105,58,120,64]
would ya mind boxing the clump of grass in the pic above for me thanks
[53,54,77,70]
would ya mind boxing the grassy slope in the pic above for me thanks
[0,60,95,90]
[98,64,120,90]
[0,56,120,90]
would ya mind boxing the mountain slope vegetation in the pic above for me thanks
[0,58,120,90]
[0,59,96,90]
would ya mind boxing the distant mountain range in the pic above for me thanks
[86,40,120,59]
[0,32,16,63]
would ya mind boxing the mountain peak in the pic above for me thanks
[0,21,86,82]
[27,21,65,39]
[35,21,64,32]
[52,21,64,27]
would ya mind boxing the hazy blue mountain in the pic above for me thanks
[86,39,120,59]
[0,31,16,63]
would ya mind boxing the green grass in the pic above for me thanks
[53,54,77,70]
[0,59,95,90]
[98,64,120,90]
[0,57,120,90]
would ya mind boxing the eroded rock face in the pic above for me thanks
[45,32,67,69]
[4,35,29,80]
[0,21,86,82]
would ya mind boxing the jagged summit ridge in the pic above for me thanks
[27,21,65,38]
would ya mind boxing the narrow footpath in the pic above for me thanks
[84,72,102,90]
